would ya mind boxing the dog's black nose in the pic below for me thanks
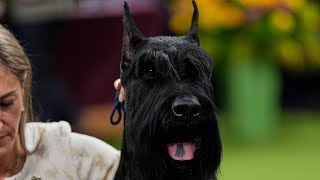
[172,96,201,117]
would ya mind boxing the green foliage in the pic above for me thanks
[170,0,320,71]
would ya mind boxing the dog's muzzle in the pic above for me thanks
[167,95,202,161]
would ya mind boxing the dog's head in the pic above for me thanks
[119,1,221,179]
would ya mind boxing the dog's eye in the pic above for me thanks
[144,69,156,78]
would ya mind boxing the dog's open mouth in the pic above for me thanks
[167,142,196,161]
[165,137,201,161]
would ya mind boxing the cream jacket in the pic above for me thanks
[6,121,120,180]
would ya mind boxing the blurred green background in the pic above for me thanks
[169,0,320,179]
[220,112,320,180]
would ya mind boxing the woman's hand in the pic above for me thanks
[113,79,125,102]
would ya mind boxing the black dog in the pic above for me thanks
[114,1,222,179]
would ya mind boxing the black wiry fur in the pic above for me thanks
[115,1,222,179]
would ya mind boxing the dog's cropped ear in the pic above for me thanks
[186,0,200,45]
[121,1,144,72]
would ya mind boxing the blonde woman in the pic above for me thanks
[0,24,120,180]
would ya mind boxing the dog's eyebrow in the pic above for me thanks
[180,49,212,79]
[154,51,180,78]
[137,50,179,79]
[139,50,169,67]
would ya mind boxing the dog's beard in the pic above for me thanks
[123,95,221,180]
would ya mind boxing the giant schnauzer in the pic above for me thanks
[114,1,222,179]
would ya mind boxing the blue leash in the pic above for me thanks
[110,91,126,125]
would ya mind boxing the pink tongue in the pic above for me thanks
[167,142,196,161]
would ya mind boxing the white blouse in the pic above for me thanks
[6,121,120,180]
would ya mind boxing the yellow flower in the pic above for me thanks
[215,4,244,28]
[169,0,193,35]
[169,0,245,33]
[169,14,192,35]
[198,1,244,29]
[238,0,279,9]
[270,9,295,33]
[197,0,219,30]
[282,0,306,10]
[276,39,304,71]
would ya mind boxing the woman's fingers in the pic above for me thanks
[114,78,125,102]
[114,79,122,90]
[119,88,125,102]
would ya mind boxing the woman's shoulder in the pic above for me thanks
[25,121,120,157]
[24,121,120,179]
[24,121,72,153]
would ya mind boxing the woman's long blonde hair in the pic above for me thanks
[0,24,35,150]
